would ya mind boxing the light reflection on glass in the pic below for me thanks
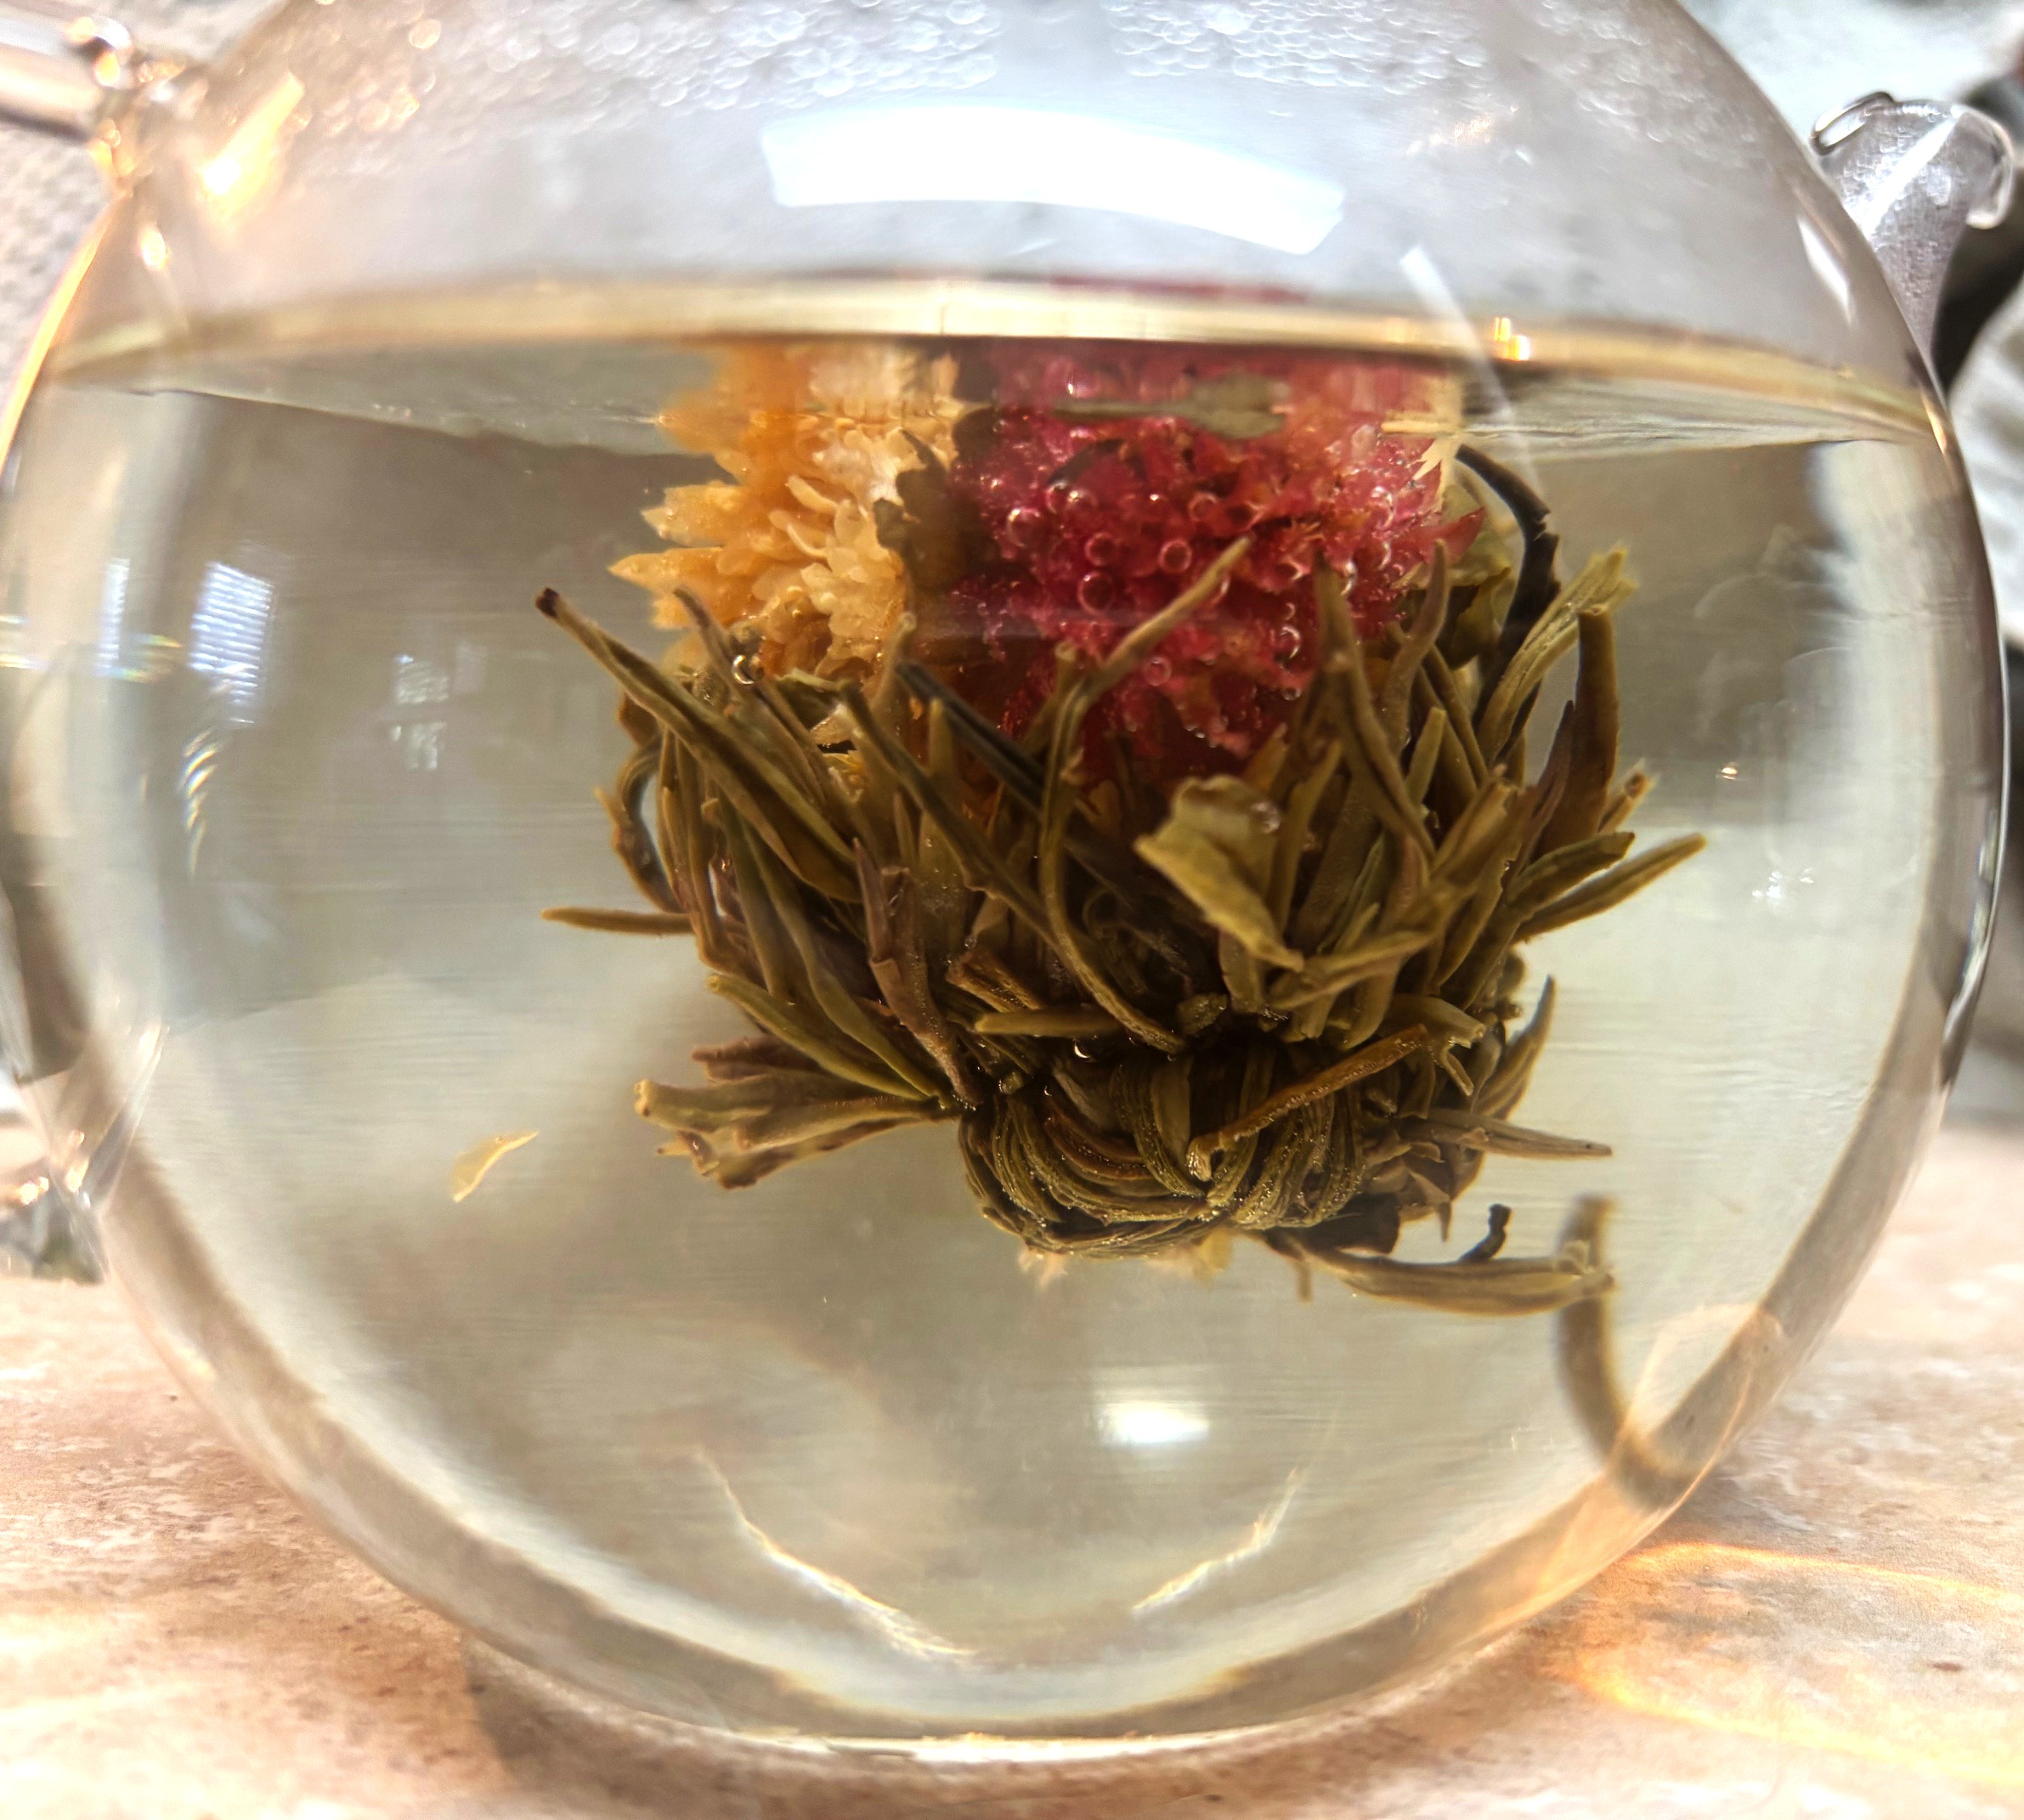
[197,73,307,218]
[0,615,42,672]
[698,1455,973,1664]
[392,653,451,707]
[188,561,274,721]
[178,725,223,871]
[391,653,451,772]
[1100,1399,1210,1448]
[1134,1470,1303,1614]
[1798,215,1853,320]
[762,105,1345,255]
[452,640,486,697]
[93,557,128,678]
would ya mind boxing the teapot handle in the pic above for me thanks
[0,2,167,143]
[0,2,160,1277]
[1812,92,2017,359]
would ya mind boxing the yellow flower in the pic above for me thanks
[613,342,964,676]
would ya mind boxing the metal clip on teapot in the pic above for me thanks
[0,0,2012,1751]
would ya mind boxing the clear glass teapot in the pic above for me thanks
[0,0,2010,1749]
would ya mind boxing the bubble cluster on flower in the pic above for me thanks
[948,344,1479,775]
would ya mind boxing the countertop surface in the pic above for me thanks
[4,1114,2023,1820]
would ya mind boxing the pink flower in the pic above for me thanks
[947,346,1477,779]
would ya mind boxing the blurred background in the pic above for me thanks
[8,0,2024,1273]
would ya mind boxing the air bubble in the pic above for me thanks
[1078,574,1119,613]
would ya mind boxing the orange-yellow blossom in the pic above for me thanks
[613,342,963,676]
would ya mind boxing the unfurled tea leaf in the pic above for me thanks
[1415,1110,1612,1160]
[449,1130,539,1202]
[1314,1245,1613,1316]
[542,907,694,935]
[1520,834,1708,940]
[1136,778,1300,969]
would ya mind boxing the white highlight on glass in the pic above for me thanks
[1100,1399,1211,1448]
[1134,1469,1303,1612]
[761,105,1345,256]
[197,72,306,216]
[94,557,129,678]
[188,560,274,720]
[1797,215,1854,322]
[698,1455,974,1663]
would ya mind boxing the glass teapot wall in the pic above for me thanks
[63,0,1919,384]
[0,0,2004,1754]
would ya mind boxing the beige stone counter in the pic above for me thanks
[4,1119,2024,1820]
